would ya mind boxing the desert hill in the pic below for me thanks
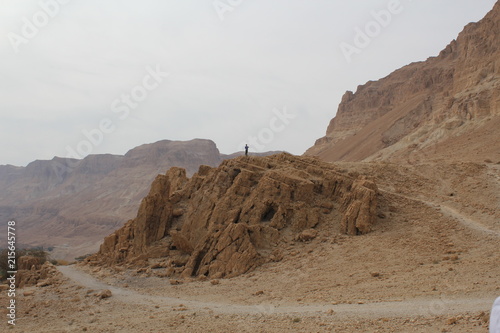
[4,3,500,332]
[0,139,226,259]
[88,153,378,278]
[10,152,499,332]
[306,1,500,163]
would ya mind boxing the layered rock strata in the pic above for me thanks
[89,153,378,278]
[307,1,500,163]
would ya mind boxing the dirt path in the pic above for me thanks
[57,265,494,319]
[379,187,500,238]
[438,204,500,237]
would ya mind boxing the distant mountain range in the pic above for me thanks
[0,138,278,260]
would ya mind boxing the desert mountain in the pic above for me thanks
[0,139,226,259]
[306,1,500,163]
[88,153,378,279]
[4,4,500,332]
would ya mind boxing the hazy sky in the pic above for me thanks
[0,0,497,166]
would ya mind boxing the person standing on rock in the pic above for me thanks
[245,144,249,156]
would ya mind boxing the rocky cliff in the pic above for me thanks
[306,1,500,163]
[88,153,378,279]
[0,139,224,259]
[0,139,282,260]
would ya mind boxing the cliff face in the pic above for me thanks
[0,139,224,259]
[306,1,500,163]
[89,153,378,279]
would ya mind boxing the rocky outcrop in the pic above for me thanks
[17,256,44,271]
[89,153,378,279]
[16,260,60,289]
[306,1,500,163]
[0,138,286,262]
[0,139,226,260]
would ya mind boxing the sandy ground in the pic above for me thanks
[1,161,498,332]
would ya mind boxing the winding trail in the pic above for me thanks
[56,179,498,320]
[58,266,494,319]
[378,188,500,238]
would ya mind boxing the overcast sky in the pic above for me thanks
[0,0,496,166]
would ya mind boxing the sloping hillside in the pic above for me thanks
[306,1,500,163]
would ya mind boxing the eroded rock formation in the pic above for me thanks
[89,153,378,279]
[306,1,500,163]
[0,139,227,260]
[15,258,60,288]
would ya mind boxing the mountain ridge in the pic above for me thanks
[306,1,500,163]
